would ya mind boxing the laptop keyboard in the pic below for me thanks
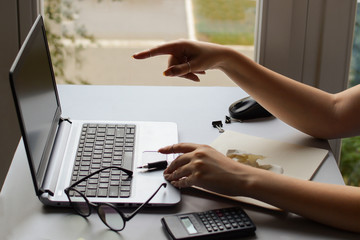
[71,123,135,198]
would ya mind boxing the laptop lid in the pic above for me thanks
[9,15,61,196]
[9,15,181,207]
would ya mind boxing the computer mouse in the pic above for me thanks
[229,96,273,121]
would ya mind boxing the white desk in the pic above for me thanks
[1,85,359,239]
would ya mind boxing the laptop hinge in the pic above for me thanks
[60,117,72,124]
[38,188,54,197]
[40,119,72,198]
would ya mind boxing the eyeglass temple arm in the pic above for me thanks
[66,166,133,190]
[124,183,167,221]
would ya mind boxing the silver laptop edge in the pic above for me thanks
[9,15,181,207]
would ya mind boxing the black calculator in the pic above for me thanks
[161,207,256,240]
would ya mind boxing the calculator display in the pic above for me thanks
[181,217,198,234]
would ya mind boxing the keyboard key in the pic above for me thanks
[86,189,97,197]
[116,128,125,137]
[80,166,89,171]
[121,180,131,186]
[122,152,133,170]
[120,191,130,198]
[106,128,115,136]
[102,163,111,168]
[87,128,96,134]
[109,186,119,197]
[111,175,120,180]
[120,186,131,191]
[97,127,106,133]
[88,178,98,184]
[97,188,107,197]
[84,147,93,152]
[110,180,120,186]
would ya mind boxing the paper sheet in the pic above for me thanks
[195,131,329,210]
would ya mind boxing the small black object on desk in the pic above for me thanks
[137,160,168,171]
[212,121,225,133]
[228,96,272,121]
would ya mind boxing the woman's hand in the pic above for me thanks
[160,143,253,196]
[133,40,229,82]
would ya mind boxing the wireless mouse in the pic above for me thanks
[229,96,273,121]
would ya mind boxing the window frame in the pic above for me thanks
[257,0,356,91]
[256,0,357,161]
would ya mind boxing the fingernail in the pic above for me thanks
[163,69,173,77]
[164,174,170,180]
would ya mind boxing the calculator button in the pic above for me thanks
[224,223,232,229]
[245,221,252,226]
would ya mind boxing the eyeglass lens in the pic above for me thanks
[67,189,91,216]
[98,204,125,231]
[66,182,166,231]
[68,189,125,230]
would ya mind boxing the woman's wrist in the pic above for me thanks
[231,164,264,197]
[215,46,255,84]
[214,46,239,71]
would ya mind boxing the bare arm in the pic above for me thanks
[248,165,360,232]
[218,47,360,139]
[160,143,360,233]
[133,41,360,232]
[133,40,360,139]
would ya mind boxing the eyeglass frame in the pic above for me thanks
[64,166,167,231]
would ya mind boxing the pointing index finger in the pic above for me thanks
[132,41,183,59]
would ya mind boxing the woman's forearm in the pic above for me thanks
[133,40,360,138]
[242,169,360,232]
[217,47,360,139]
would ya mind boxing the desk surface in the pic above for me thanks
[1,85,358,239]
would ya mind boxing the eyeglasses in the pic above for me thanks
[64,166,167,231]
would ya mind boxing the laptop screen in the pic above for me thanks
[9,16,61,194]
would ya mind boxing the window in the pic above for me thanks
[43,0,258,87]
[40,0,358,185]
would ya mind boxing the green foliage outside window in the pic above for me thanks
[44,0,123,84]
[341,137,360,186]
[44,0,95,84]
[349,6,360,88]
[192,0,256,45]
[340,6,360,186]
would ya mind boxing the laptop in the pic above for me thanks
[9,15,181,207]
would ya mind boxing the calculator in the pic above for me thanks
[161,207,256,240]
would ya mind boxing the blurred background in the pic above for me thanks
[43,0,360,186]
